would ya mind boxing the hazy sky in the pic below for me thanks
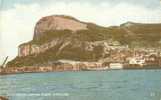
[0,0,161,64]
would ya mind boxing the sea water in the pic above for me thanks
[0,70,161,100]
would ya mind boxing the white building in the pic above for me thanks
[129,57,145,66]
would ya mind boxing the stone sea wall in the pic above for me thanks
[0,62,104,75]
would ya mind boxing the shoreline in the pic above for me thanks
[0,65,161,75]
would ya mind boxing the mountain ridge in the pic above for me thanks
[7,15,161,67]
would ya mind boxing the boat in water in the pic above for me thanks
[109,63,123,69]
[82,66,109,71]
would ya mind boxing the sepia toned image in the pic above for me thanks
[0,0,161,100]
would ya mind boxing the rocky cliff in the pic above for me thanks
[34,15,87,40]
[7,15,161,67]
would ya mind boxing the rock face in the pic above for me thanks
[7,15,161,67]
[34,15,87,40]
[18,39,60,57]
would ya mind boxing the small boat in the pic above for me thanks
[109,63,123,69]
[82,66,109,71]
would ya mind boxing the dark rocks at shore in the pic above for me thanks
[0,96,8,100]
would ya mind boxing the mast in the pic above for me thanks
[1,56,8,68]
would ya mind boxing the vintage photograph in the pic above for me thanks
[0,0,161,100]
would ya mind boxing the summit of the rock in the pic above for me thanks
[34,15,87,39]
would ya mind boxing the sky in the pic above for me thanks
[0,0,161,64]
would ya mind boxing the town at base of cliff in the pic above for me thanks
[6,15,161,70]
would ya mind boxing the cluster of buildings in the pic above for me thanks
[100,46,161,69]
[20,40,161,70]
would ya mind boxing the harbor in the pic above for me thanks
[1,58,161,75]
[1,69,161,100]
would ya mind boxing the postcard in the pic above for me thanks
[0,0,161,100]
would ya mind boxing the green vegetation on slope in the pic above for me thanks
[7,44,105,67]
[7,22,161,67]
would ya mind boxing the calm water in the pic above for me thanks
[0,70,161,100]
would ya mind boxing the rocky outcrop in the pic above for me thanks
[34,15,87,40]
[18,15,88,57]
[18,39,61,57]
[7,15,161,67]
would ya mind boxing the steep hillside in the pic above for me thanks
[120,22,161,47]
